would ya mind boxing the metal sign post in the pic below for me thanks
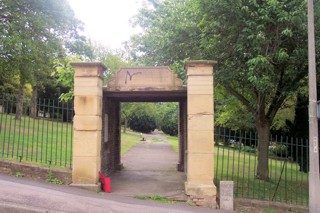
[308,0,320,212]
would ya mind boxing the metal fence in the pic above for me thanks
[0,96,73,168]
[214,126,309,206]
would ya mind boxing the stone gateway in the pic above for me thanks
[71,60,217,208]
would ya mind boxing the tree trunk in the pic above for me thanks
[256,117,271,181]
[30,88,38,118]
[15,82,24,120]
[123,119,128,133]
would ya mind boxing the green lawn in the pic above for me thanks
[120,131,141,155]
[164,135,308,206]
[0,113,73,168]
[0,114,141,167]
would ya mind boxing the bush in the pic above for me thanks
[242,146,256,153]
[160,104,178,136]
[128,113,157,133]
[270,144,287,157]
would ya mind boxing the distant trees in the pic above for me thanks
[121,102,179,136]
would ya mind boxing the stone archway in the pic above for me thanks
[71,60,216,207]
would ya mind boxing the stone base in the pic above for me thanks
[185,182,217,208]
[115,163,124,171]
[70,183,101,192]
[177,163,184,172]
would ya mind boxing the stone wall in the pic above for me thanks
[0,159,71,184]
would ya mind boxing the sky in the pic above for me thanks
[67,0,144,50]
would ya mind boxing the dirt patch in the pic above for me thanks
[0,159,71,184]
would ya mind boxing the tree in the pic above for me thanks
[130,0,203,66]
[0,0,82,119]
[121,103,134,133]
[200,0,308,180]
[130,0,311,180]
[127,103,157,133]
[158,103,178,136]
[52,42,132,101]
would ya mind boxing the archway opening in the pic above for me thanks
[106,101,185,197]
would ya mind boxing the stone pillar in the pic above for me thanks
[184,60,216,208]
[71,62,106,191]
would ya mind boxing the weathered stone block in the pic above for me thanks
[187,76,213,86]
[187,153,214,183]
[220,181,234,210]
[74,96,102,116]
[188,94,214,115]
[72,156,101,184]
[73,130,101,157]
[74,86,103,97]
[188,85,214,95]
[188,114,214,131]
[188,130,214,153]
[185,182,217,208]
[73,115,102,131]
[74,77,103,87]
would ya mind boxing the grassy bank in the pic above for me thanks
[0,114,141,167]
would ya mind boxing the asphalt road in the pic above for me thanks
[0,173,236,213]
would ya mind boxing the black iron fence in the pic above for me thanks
[0,96,73,168]
[0,96,310,205]
[214,126,309,206]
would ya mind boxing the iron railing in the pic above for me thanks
[214,126,309,206]
[0,96,73,168]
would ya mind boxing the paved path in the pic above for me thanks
[110,140,186,199]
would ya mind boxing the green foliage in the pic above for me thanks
[52,55,81,101]
[15,171,25,178]
[269,144,288,158]
[131,0,312,180]
[130,0,202,66]
[52,42,132,102]
[126,103,165,134]
[159,103,178,136]
[46,168,63,185]
[241,146,257,154]
[0,0,82,86]
[215,85,255,130]
[128,113,157,133]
